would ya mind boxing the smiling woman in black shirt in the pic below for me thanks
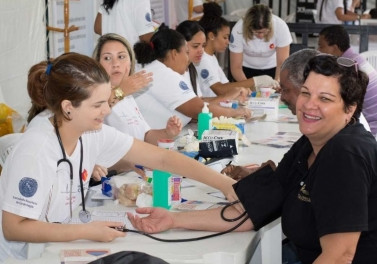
[128,55,377,263]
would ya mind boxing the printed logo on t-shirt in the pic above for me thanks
[230,33,234,43]
[200,69,209,79]
[81,169,88,182]
[179,81,189,91]
[145,12,152,22]
[19,177,38,198]
[269,43,275,49]
[297,183,311,203]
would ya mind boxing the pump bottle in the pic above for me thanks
[198,102,212,140]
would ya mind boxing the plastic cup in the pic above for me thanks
[157,139,175,150]
[260,87,272,98]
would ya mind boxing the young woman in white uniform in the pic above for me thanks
[196,2,279,98]
[229,4,292,82]
[91,33,182,180]
[0,53,238,262]
[134,24,253,129]
[176,20,250,104]
[93,34,182,144]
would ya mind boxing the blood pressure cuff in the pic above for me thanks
[233,165,284,231]
[89,251,169,264]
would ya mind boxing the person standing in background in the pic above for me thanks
[94,0,155,47]
[229,4,291,82]
[175,0,204,24]
[196,2,279,98]
[316,0,369,24]
[318,25,377,136]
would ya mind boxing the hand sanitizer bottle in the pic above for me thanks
[198,102,212,140]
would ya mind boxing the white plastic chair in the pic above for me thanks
[360,50,377,70]
[0,133,22,167]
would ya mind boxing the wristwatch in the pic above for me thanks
[113,86,124,100]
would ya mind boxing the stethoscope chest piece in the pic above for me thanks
[79,209,91,223]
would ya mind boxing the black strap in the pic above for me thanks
[319,0,326,21]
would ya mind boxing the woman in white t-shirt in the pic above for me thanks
[134,24,252,129]
[229,4,292,83]
[0,52,237,262]
[196,2,279,98]
[91,34,182,179]
[94,0,155,47]
[176,20,250,104]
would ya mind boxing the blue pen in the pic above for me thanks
[135,165,144,170]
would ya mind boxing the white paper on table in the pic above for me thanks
[206,191,226,200]
[69,210,136,230]
[173,200,219,211]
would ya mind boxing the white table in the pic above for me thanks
[5,109,300,264]
[5,176,258,264]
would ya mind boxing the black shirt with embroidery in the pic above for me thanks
[234,123,377,264]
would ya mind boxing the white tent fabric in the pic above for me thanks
[0,0,46,118]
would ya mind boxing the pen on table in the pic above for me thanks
[135,165,144,170]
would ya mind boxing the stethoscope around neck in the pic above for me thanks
[45,120,91,223]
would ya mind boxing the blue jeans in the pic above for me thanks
[282,239,302,264]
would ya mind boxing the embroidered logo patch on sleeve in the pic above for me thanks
[179,81,189,91]
[19,177,38,198]
[145,12,152,22]
[200,69,209,79]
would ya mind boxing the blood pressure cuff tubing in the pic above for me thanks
[89,251,169,264]
[233,165,284,231]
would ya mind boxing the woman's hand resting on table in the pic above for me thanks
[165,115,183,138]
[127,207,174,233]
[221,160,276,181]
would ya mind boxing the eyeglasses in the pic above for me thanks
[336,57,358,74]
[315,54,358,76]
